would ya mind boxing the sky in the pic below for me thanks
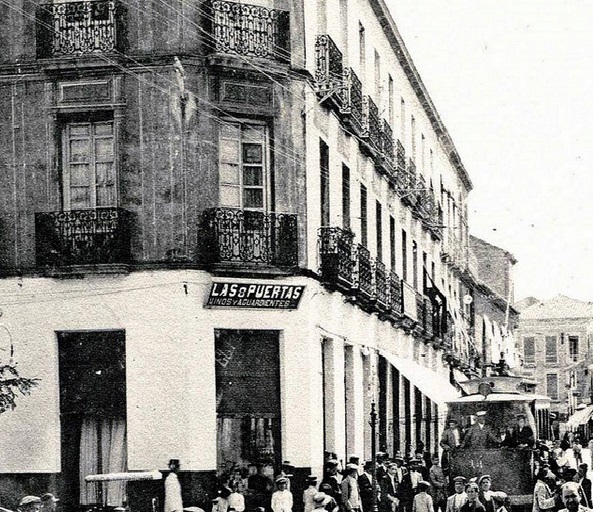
[388,0,593,302]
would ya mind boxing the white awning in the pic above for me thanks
[566,405,593,431]
[380,350,461,405]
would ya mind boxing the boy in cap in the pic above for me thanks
[40,493,59,512]
[271,477,293,512]
[446,476,468,512]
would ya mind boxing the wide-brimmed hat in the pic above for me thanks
[19,496,41,507]
[453,476,467,484]
[313,492,328,507]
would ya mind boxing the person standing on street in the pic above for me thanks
[164,459,184,512]
[429,454,446,512]
[341,464,362,512]
[358,461,374,512]
[271,477,293,512]
[303,476,318,512]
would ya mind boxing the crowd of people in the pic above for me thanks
[10,494,59,512]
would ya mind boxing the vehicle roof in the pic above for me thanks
[447,392,543,404]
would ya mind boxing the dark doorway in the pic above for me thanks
[58,330,126,510]
[215,329,281,476]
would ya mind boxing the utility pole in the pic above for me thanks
[370,401,378,512]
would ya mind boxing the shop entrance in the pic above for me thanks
[58,330,127,510]
[215,329,281,478]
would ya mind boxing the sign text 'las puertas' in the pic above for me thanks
[206,282,305,309]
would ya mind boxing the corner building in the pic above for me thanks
[0,0,476,510]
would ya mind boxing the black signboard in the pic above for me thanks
[206,282,305,309]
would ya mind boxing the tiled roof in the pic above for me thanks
[520,294,593,320]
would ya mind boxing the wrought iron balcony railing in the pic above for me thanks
[315,34,344,97]
[36,1,126,58]
[374,259,389,310]
[354,244,374,301]
[362,96,382,154]
[388,272,403,318]
[35,208,131,267]
[396,140,406,172]
[210,0,290,61]
[381,119,395,170]
[318,226,355,289]
[198,208,298,267]
[340,68,364,135]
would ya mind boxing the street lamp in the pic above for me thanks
[369,401,378,512]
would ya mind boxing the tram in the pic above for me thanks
[446,376,551,509]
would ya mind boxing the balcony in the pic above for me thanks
[36,1,126,58]
[354,244,374,303]
[315,34,344,109]
[35,208,131,268]
[374,260,389,311]
[198,208,298,268]
[209,0,290,62]
[378,119,395,177]
[318,226,355,290]
[388,273,403,319]
[340,68,364,135]
[361,96,382,155]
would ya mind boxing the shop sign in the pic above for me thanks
[206,282,305,309]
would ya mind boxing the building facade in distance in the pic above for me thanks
[517,295,593,421]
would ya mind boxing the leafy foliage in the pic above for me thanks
[0,364,40,414]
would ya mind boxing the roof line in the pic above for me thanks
[370,0,473,191]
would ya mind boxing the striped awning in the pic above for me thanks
[566,405,593,431]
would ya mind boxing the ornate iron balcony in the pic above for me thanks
[354,244,374,301]
[210,0,290,61]
[318,226,355,289]
[388,272,403,318]
[381,120,395,169]
[198,208,298,267]
[315,35,344,97]
[35,208,131,267]
[374,259,389,310]
[36,1,125,58]
[340,68,364,135]
[362,96,381,154]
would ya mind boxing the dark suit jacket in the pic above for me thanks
[440,428,463,450]
[461,423,501,449]
[379,475,398,511]
[358,472,374,510]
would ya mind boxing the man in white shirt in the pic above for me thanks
[341,463,362,512]
[446,476,468,512]
[271,476,293,512]
[164,459,183,512]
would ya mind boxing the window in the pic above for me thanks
[388,75,394,129]
[545,336,558,364]
[390,216,396,271]
[422,251,427,292]
[376,201,382,261]
[412,240,418,290]
[411,115,416,159]
[320,139,330,226]
[360,184,368,246]
[62,120,116,210]
[523,336,535,364]
[219,121,269,210]
[374,50,381,101]
[401,229,407,281]
[342,164,350,231]
[400,98,405,141]
[546,373,558,400]
[359,22,366,82]
[569,336,579,362]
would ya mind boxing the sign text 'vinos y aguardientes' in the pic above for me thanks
[206,282,306,309]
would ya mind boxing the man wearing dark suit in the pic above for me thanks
[460,411,501,449]
[578,463,592,508]
[379,463,400,512]
[514,414,535,448]
[358,461,375,512]
[440,418,463,471]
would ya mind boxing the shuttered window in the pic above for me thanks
[546,373,558,400]
[523,337,535,364]
[219,122,268,211]
[545,336,557,364]
[63,121,116,209]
